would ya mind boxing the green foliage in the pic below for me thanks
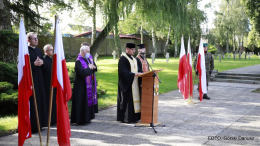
[0,116,18,136]
[212,0,249,51]
[208,45,218,54]
[38,22,54,36]
[0,82,13,94]
[242,0,260,34]
[0,62,18,89]
[0,30,19,62]
[0,92,18,116]
[167,44,176,57]
[6,0,72,32]
[65,53,73,62]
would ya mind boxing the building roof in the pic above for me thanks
[74,30,141,40]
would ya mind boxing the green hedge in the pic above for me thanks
[0,61,18,89]
[0,61,18,116]
[0,92,18,116]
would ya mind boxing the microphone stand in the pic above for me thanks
[135,55,164,133]
[144,56,161,83]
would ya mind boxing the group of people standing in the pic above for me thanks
[26,31,214,133]
[26,32,98,133]
[26,32,56,132]
[117,43,150,123]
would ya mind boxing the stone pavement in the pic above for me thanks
[220,64,260,75]
[1,65,260,146]
[1,82,260,146]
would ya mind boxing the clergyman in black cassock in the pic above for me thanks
[27,32,48,133]
[71,46,97,125]
[117,43,143,123]
[42,44,57,125]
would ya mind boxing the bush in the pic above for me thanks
[0,92,18,116]
[208,44,218,54]
[0,30,19,62]
[168,44,175,57]
[0,61,18,89]
[65,53,73,62]
[0,82,13,94]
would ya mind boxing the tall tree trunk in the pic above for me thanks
[0,0,11,30]
[140,25,143,44]
[174,29,178,58]
[91,0,96,45]
[90,19,115,56]
[35,0,40,34]
[226,32,229,53]
[238,36,241,53]
[114,25,121,59]
[241,35,244,53]
[90,0,121,56]
[152,28,157,57]
[22,0,29,29]
[164,25,171,56]
[233,33,235,52]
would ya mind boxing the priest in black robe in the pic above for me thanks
[117,43,143,123]
[71,45,97,125]
[27,32,48,133]
[42,44,57,125]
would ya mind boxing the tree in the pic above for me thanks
[3,0,71,32]
[0,0,11,30]
[242,0,260,34]
[89,0,189,57]
[211,0,249,53]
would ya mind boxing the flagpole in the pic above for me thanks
[186,35,194,104]
[28,56,43,146]
[46,15,58,146]
[21,14,43,146]
[25,15,43,145]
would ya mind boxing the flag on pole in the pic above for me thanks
[187,36,193,98]
[177,36,189,99]
[51,18,72,146]
[196,38,207,101]
[18,18,33,146]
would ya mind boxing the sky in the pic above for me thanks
[198,0,221,30]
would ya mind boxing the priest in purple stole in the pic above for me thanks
[71,45,98,125]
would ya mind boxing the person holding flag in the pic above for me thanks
[177,36,189,100]
[193,41,214,100]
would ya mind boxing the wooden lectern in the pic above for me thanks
[136,69,163,126]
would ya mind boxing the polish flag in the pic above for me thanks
[196,38,207,101]
[18,18,32,146]
[187,36,193,98]
[51,18,72,146]
[177,36,189,99]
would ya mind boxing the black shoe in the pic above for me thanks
[203,94,210,100]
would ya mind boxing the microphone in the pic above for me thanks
[144,56,161,83]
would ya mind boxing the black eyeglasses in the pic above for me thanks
[30,37,38,41]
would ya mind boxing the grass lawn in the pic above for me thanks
[0,116,18,136]
[1,55,259,137]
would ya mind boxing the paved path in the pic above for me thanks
[219,64,260,75]
[1,82,260,146]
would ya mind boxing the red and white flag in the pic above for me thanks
[177,36,189,99]
[196,38,207,101]
[187,36,193,98]
[18,18,33,146]
[51,18,72,146]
